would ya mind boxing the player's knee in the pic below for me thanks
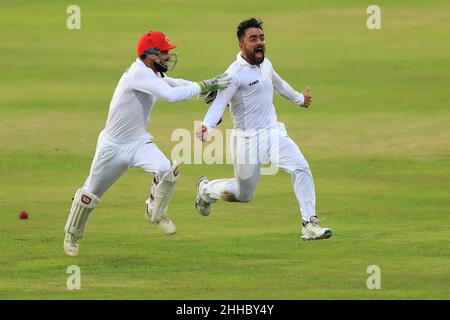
[155,159,172,176]
[83,185,104,199]
[292,164,312,180]
[239,196,252,203]
[293,160,311,174]
[238,189,254,203]
[74,188,100,208]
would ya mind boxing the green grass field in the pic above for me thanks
[1,0,449,299]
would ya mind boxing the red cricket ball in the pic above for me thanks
[19,210,29,220]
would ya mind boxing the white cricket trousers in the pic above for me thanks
[202,122,316,222]
[82,130,171,198]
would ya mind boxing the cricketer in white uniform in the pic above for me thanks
[195,19,332,240]
[63,30,231,256]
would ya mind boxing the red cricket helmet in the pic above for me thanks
[137,31,177,56]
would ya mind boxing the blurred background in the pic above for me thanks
[0,0,449,299]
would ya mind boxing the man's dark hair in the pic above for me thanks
[139,54,147,61]
[236,18,263,40]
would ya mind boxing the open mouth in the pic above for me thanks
[254,47,265,59]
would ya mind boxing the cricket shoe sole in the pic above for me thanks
[301,228,333,241]
[195,176,211,216]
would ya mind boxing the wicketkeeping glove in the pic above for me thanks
[198,73,232,94]
[199,90,218,104]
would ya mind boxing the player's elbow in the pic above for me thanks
[237,190,254,203]
[164,95,181,103]
[157,88,185,103]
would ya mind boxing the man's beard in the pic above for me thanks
[245,46,265,65]
[154,61,169,73]
[153,54,177,73]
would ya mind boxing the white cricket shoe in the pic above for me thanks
[195,176,212,216]
[63,233,79,256]
[156,216,177,235]
[145,200,176,236]
[301,216,333,240]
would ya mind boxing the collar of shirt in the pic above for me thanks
[135,57,145,66]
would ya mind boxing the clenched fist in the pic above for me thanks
[196,123,209,142]
[301,87,312,108]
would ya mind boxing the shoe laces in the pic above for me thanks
[159,216,172,224]
[310,216,326,227]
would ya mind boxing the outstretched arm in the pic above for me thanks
[161,75,198,87]
[132,70,232,103]
[272,67,312,108]
[196,74,239,141]
[132,69,201,103]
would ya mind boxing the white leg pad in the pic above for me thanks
[151,176,167,214]
[64,189,100,240]
[151,161,180,223]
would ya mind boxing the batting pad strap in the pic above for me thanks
[151,161,180,223]
[64,189,100,240]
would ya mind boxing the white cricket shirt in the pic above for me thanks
[203,53,305,131]
[104,58,201,142]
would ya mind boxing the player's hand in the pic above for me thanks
[301,87,312,108]
[195,123,209,142]
[198,73,232,94]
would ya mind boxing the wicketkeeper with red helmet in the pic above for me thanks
[63,30,231,256]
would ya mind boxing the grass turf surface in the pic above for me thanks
[0,0,449,299]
